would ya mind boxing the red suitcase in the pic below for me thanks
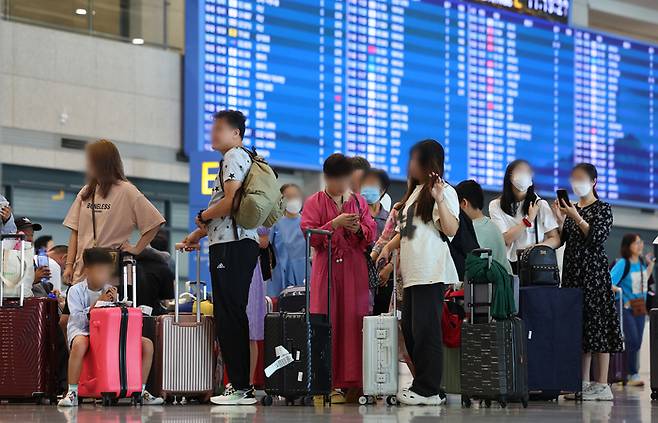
[0,234,59,403]
[79,256,143,405]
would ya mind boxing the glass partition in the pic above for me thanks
[3,0,183,50]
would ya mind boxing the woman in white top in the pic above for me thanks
[378,140,459,406]
[489,160,559,274]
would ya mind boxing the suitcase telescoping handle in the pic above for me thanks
[121,254,137,305]
[174,243,202,325]
[304,229,332,321]
[391,249,397,315]
[0,233,27,307]
[468,248,493,324]
[618,287,624,345]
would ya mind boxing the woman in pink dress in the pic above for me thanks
[301,153,376,402]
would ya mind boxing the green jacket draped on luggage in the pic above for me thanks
[465,253,516,320]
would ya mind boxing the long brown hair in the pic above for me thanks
[81,139,127,201]
[396,139,445,224]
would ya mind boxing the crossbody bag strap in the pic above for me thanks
[91,189,98,247]
[534,215,539,244]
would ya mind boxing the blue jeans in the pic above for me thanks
[623,308,646,375]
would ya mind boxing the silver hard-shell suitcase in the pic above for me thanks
[152,244,215,403]
[360,251,399,406]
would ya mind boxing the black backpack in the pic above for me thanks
[440,209,480,281]
[517,245,560,286]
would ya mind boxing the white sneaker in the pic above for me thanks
[210,385,258,405]
[141,390,165,405]
[582,383,613,401]
[397,389,446,406]
[564,381,593,400]
[57,390,78,407]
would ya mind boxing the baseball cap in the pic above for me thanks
[15,217,43,232]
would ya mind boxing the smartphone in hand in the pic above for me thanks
[556,189,570,206]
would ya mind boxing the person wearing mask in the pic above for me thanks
[182,110,261,405]
[0,195,16,234]
[610,233,654,387]
[62,139,165,285]
[545,163,623,401]
[349,156,371,193]
[301,153,376,403]
[361,168,392,315]
[456,180,513,275]
[489,160,559,273]
[378,139,459,406]
[267,184,306,297]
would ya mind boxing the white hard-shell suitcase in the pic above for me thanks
[360,251,399,406]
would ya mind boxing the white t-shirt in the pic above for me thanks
[489,197,558,262]
[397,184,460,287]
[207,147,259,246]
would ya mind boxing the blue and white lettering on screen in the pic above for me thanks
[187,0,658,209]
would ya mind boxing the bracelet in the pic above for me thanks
[577,217,586,226]
[522,217,532,228]
[197,209,211,225]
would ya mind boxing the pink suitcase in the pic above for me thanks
[79,256,143,405]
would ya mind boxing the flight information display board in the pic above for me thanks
[185,0,658,209]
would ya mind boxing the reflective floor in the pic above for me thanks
[0,383,656,423]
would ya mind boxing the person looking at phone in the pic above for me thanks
[542,163,622,401]
[489,159,559,274]
[300,153,376,403]
[0,195,16,234]
[58,247,164,407]
[378,140,459,406]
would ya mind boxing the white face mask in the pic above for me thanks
[511,172,533,193]
[285,198,302,214]
[571,181,592,198]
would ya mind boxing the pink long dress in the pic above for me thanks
[300,191,376,388]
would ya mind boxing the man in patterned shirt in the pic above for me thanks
[181,110,260,405]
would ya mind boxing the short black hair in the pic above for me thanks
[34,235,53,252]
[280,183,302,195]
[214,109,246,139]
[455,179,484,210]
[349,156,371,172]
[48,245,68,255]
[323,153,353,178]
[363,168,390,192]
[82,248,115,267]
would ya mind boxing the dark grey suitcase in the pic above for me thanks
[461,318,529,408]
[262,229,332,406]
[650,308,658,400]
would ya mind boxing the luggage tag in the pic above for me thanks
[264,345,294,377]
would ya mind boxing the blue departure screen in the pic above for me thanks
[185,0,658,209]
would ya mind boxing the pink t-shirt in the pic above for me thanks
[63,181,165,283]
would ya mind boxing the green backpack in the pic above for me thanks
[222,147,284,230]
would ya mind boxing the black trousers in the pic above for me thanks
[209,239,260,390]
[401,282,444,397]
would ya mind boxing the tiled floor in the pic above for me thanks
[1,383,656,423]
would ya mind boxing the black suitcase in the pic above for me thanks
[461,318,529,408]
[278,286,306,313]
[517,245,560,287]
[262,228,332,406]
[650,308,658,400]
[518,287,582,400]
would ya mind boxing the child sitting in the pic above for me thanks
[58,247,164,407]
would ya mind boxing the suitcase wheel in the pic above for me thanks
[261,395,274,406]
[285,397,295,406]
[499,399,507,408]
[385,395,397,406]
[358,396,368,406]
[302,395,314,406]
[652,391,658,401]
[461,395,472,408]
[521,397,528,408]
[131,392,142,406]
[484,399,491,408]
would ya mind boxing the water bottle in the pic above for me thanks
[37,247,50,285]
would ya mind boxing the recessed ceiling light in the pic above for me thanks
[75,8,87,15]
[132,38,144,45]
